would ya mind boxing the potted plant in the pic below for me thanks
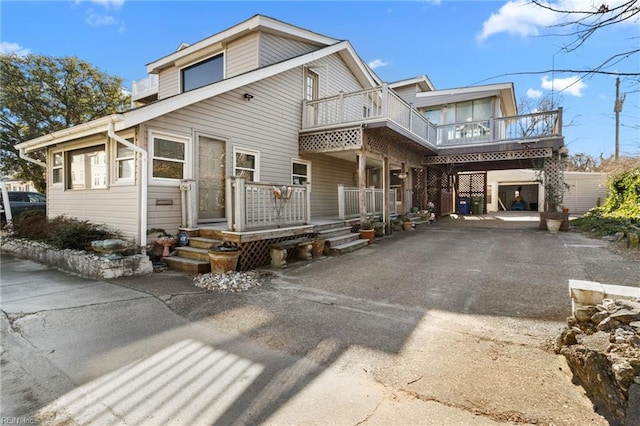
[402,213,413,231]
[359,220,375,244]
[208,241,241,274]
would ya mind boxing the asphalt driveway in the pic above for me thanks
[2,213,638,424]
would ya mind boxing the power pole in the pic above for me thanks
[614,77,626,162]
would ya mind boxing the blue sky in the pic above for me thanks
[1,0,638,158]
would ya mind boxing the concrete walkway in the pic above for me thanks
[2,214,638,425]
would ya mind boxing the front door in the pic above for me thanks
[198,136,226,222]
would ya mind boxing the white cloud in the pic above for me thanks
[541,75,587,97]
[368,59,389,69]
[0,42,30,56]
[85,12,118,27]
[75,0,125,9]
[477,0,635,41]
[527,88,543,98]
[477,0,558,41]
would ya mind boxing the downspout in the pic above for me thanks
[107,121,148,253]
[19,149,46,168]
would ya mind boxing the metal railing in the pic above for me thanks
[226,177,311,231]
[302,84,437,149]
[337,185,397,219]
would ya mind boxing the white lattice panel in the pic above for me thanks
[423,148,552,165]
[299,127,362,152]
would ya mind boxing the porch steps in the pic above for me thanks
[316,226,354,238]
[163,236,222,275]
[326,238,369,255]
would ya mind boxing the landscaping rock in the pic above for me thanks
[559,296,640,425]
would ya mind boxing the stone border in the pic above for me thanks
[1,238,153,279]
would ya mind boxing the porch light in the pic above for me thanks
[244,93,254,101]
[398,172,408,180]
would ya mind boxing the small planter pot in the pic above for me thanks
[156,237,176,257]
[546,219,562,233]
[403,221,413,231]
[311,239,326,258]
[208,244,240,274]
[359,229,375,244]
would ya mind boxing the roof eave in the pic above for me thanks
[16,114,125,153]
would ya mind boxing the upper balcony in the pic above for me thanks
[131,74,159,104]
[301,84,438,154]
[300,85,563,155]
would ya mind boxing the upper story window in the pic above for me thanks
[446,98,492,124]
[305,69,318,101]
[181,54,224,92]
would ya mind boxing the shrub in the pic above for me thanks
[10,214,111,251]
[46,216,111,250]
[11,210,50,241]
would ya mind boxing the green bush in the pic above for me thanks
[572,168,640,237]
[11,214,111,251]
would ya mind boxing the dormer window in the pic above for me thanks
[181,53,224,92]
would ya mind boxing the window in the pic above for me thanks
[152,135,186,180]
[182,54,224,92]
[423,109,441,125]
[52,152,63,184]
[116,138,135,181]
[445,98,493,124]
[233,148,259,182]
[67,145,107,190]
[305,69,318,101]
[292,160,310,185]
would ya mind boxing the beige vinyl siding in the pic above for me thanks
[301,153,355,217]
[259,32,321,67]
[146,186,183,236]
[226,33,259,78]
[158,67,180,100]
[393,84,419,105]
[141,51,369,226]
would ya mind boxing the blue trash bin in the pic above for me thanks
[457,197,471,215]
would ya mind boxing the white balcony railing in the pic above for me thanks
[131,74,159,101]
[226,177,310,231]
[303,86,562,150]
[302,84,438,150]
[337,185,397,219]
[436,109,563,147]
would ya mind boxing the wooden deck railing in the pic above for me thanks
[227,177,310,231]
[337,185,397,219]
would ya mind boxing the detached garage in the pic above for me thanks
[486,170,607,214]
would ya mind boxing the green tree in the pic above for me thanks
[0,54,130,192]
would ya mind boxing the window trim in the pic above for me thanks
[180,52,225,93]
[304,69,319,101]
[51,151,64,186]
[66,144,108,191]
[112,134,136,186]
[149,130,191,185]
[232,147,260,182]
[291,159,311,186]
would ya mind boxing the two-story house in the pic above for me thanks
[16,15,565,272]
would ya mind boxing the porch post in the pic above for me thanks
[234,176,246,232]
[305,181,311,223]
[383,156,390,235]
[338,184,345,220]
[358,150,367,222]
